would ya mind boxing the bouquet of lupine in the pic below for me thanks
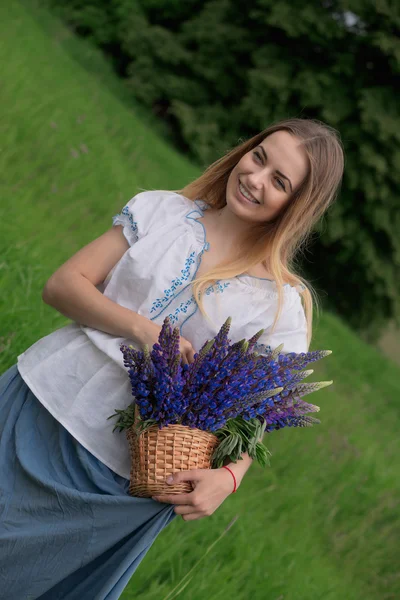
[108,315,332,497]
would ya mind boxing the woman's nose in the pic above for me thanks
[248,164,274,189]
[247,170,266,190]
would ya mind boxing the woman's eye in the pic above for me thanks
[253,150,286,191]
[276,178,286,191]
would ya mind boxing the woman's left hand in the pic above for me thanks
[152,468,236,521]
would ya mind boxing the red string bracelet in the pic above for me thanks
[222,465,237,493]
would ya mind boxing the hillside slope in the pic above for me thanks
[0,2,398,599]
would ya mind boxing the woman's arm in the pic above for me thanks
[222,426,266,489]
[223,452,253,490]
[42,225,147,340]
[43,269,147,340]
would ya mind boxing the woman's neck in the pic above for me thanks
[207,204,257,249]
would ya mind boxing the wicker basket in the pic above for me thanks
[126,405,220,497]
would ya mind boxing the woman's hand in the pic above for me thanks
[131,315,196,365]
[152,468,236,521]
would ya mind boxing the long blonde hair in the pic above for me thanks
[171,117,344,350]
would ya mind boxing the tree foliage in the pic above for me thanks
[45,0,400,342]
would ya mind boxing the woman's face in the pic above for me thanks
[226,130,309,223]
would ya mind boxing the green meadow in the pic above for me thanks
[1,2,399,599]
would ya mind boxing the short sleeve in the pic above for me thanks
[112,190,187,247]
[253,293,309,355]
[112,204,138,246]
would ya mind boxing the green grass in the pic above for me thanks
[1,2,399,599]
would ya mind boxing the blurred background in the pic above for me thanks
[1,1,399,599]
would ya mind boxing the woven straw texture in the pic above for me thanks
[126,411,220,497]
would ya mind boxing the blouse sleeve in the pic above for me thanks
[112,190,186,246]
[253,293,309,355]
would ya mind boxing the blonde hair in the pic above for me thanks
[171,117,344,350]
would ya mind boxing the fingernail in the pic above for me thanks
[166,475,173,484]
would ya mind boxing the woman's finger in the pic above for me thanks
[181,512,203,521]
[152,492,194,505]
[173,504,194,515]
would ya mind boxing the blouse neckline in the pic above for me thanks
[184,197,295,293]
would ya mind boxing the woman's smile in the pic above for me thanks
[237,178,261,205]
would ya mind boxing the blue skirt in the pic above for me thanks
[0,364,177,599]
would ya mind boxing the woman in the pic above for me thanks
[0,117,344,599]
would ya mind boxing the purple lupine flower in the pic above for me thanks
[117,315,330,435]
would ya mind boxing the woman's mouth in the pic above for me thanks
[237,179,260,205]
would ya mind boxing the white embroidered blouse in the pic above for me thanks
[17,190,308,479]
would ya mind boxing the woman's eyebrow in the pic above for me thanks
[257,145,293,192]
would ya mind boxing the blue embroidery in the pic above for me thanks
[178,281,231,333]
[205,281,230,295]
[167,281,231,324]
[112,206,139,244]
[149,201,209,320]
[168,297,196,324]
[149,251,197,315]
[149,198,230,324]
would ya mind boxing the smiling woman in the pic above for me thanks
[176,117,345,351]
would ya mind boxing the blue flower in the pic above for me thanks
[116,316,327,436]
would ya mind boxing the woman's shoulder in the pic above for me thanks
[128,189,191,213]
[113,189,193,238]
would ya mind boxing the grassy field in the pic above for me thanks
[1,2,399,599]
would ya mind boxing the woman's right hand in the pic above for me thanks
[131,315,196,365]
